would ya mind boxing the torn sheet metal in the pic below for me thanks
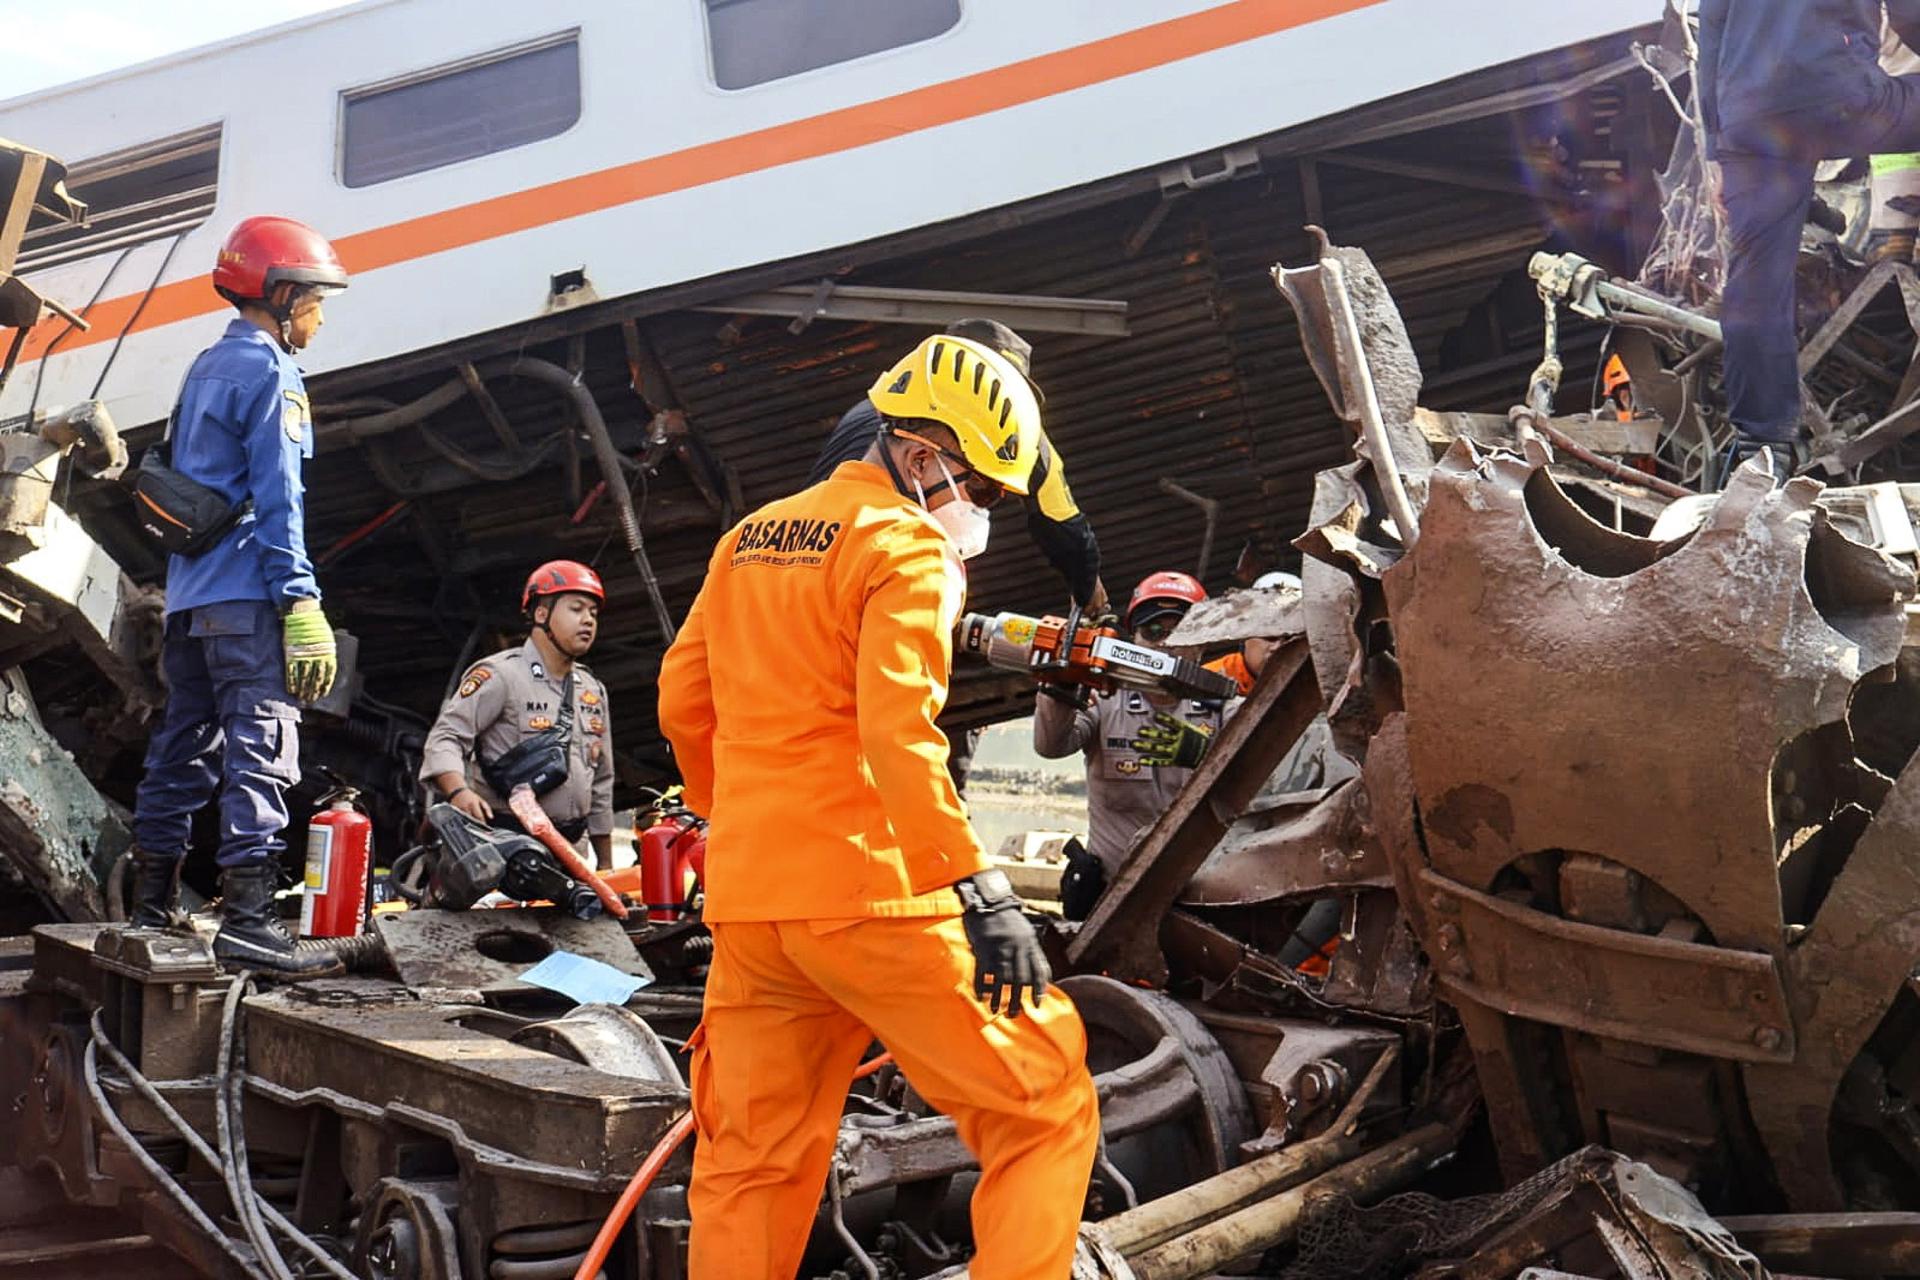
[1386,445,1907,957]
[0,671,128,920]
[1180,777,1385,907]
[1164,581,1303,649]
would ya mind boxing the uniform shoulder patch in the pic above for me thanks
[457,666,494,699]
[282,389,311,442]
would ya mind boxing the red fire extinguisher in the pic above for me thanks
[300,787,374,938]
[638,816,707,923]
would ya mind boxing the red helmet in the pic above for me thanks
[1126,570,1206,629]
[522,560,605,613]
[212,215,349,303]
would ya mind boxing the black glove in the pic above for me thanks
[955,869,1051,1017]
[1130,711,1213,768]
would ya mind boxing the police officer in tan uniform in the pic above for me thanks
[1033,570,1224,916]
[421,561,616,870]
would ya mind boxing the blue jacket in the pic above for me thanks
[162,320,320,614]
[1699,0,1920,150]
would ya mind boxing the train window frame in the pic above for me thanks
[337,30,584,189]
[15,124,222,275]
[701,0,965,91]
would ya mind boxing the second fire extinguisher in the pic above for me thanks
[300,787,374,938]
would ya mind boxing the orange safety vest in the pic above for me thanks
[1205,650,1256,697]
[657,460,987,922]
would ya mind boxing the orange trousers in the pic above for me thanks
[687,915,1100,1279]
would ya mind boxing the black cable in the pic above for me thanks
[216,975,294,1280]
[90,231,187,399]
[84,1014,267,1277]
[90,1008,359,1280]
[26,243,134,421]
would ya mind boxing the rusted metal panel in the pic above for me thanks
[1180,778,1388,907]
[243,992,685,1190]
[1420,869,1794,1065]
[371,907,653,995]
[1067,635,1323,983]
[1385,445,1908,956]
[1741,741,1920,1210]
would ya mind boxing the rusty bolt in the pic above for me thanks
[1436,923,1462,952]
[1752,1025,1784,1052]
[1296,1059,1347,1108]
[1322,850,1346,875]
[1428,892,1447,912]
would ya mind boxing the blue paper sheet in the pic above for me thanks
[518,949,650,1005]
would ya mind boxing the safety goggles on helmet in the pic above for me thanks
[889,428,1007,508]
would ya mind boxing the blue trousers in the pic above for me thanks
[1717,74,1920,443]
[132,601,300,869]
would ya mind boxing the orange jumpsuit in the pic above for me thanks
[657,460,1099,1279]
[1205,650,1256,696]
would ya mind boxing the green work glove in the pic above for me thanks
[282,600,337,703]
[1130,711,1213,768]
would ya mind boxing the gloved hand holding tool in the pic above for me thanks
[1130,711,1214,768]
[282,599,338,702]
[954,868,1050,1017]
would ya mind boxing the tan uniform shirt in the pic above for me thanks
[1033,688,1226,874]
[419,640,616,836]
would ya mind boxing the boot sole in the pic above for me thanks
[213,935,345,979]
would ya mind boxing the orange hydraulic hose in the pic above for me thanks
[572,1051,895,1280]
[507,784,630,920]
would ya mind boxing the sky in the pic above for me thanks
[1,0,358,101]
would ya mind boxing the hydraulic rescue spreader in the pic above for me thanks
[957,606,1239,703]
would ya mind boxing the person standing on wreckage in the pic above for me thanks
[657,334,1099,1280]
[126,216,347,979]
[418,561,617,872]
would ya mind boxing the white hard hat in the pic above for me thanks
[1252,571,1302,592]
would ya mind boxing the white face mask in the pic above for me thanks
[913,455,992,560]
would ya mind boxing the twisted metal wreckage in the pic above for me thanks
[3,141,1920,1277]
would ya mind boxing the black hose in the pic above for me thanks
[503,357,677,643]
[27,243,133,421]
[87,1010,358,1280]
[82,1028,267,1277]
[90,232,186,399]
[216,976,293,1280]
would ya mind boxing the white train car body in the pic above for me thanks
[2,0,1656,430]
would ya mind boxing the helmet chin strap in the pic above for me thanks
[877,432,920,502]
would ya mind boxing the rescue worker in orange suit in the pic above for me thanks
[658,335,1100,1280]
[1203,571,1302,697]
[420,561,617,871]
[809,317,1106,798]
[1034,570,1225,919]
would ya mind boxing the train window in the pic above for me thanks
[340,33,581,188]
[16,125,221,275]
[705,0,962,89]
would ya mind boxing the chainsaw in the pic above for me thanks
[956,605,1239,702]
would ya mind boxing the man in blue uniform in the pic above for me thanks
[128,215,347,978]
[1699,0,1920,477]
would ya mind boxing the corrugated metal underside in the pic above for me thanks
[145,30,1665,784]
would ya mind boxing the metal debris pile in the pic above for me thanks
[4,134,1920,1278]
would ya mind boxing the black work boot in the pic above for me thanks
[213,865,343,979]
[129,848,182,929]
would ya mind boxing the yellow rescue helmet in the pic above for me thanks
[867,335,1040,495]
